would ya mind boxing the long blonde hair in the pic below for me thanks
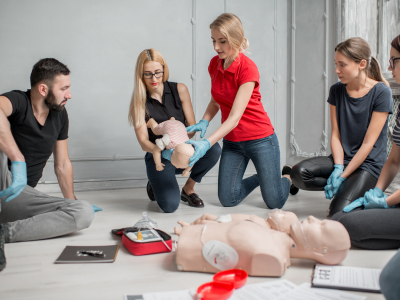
[210,13,249,67]
[128,49,170,128]
[335,37,389,87]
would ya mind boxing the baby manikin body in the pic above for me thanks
[174,210,351,277]
[147,117,194,176]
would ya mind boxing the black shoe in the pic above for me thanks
[181,189,204,208]
[282,165,299,195]
[0,224,6,272]
[147,181,156,201]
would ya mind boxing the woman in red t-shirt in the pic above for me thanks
[186,13,293,208]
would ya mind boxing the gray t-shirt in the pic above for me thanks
[328,81,393,179]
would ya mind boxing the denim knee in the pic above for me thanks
[157,199,180,213]
[218,190,239,207]
[72,200,94,230]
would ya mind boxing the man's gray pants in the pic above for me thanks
[0,151,94,242]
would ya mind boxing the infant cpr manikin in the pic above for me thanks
[174,210,351,277]
[147,117,194,176]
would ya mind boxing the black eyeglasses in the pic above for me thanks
[142,71,164,79]
[389,57,400,69]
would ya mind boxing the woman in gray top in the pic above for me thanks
[290,37,393,218]
[331,35,400,253]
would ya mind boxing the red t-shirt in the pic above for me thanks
[208,53,274,142]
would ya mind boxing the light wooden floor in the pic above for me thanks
[0,184,395,300]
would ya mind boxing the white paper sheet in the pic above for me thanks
[229,279,297,300]
[312,264,381,292]
[276,283,366,300]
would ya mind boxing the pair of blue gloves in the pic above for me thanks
[343,186,392,212]
[0,161,102,214]
[324,164,345,199]
[162,119,211,167]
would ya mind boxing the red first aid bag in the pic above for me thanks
[112,227,172,256]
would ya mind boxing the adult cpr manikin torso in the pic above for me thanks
[175,211,351,277]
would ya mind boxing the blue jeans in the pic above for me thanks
[145,143,221,213]
[218,133,290,208]
[380,249,400,299]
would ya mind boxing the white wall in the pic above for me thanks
[0,0,372,192]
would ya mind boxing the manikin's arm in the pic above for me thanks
[181,165,193,177]
[53,139,75,199]
[174,213,270,235]
[147,118,160,135]
[151,144,165,171]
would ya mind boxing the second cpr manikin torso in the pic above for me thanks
[175,210,351,277]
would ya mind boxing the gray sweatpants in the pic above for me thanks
[0,150,94,242]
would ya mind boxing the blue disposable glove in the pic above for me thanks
[343,187,392,212]
[162,149,173,161]
[324,164,344,199]
[185,139,211,167]
[92,205,103,213]
[0,161,27,202]
[186,119,209,138]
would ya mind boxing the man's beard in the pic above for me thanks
[44,89,66,112]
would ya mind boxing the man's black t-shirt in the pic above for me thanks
[2,90,69,187]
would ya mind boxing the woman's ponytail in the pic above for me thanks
[368,56,389,87]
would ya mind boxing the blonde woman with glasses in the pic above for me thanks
[129,49,221,213]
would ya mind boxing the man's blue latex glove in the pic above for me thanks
[185,139,211,167]
[324,164,344,199]
[162,149,173,161]
[0,161,27,202]
[186,119,209,138]
[92,205,103,213]
[343,187,392,212]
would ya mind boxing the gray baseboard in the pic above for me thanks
[35,175,221,194]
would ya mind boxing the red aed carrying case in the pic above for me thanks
[112,227,172,256]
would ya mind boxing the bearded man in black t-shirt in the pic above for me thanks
[0,58,101,271]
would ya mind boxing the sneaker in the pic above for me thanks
[146,181,156,201]
[0,224,6,271]
[282,165,299,195]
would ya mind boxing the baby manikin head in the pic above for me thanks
[290,216,351,264]
[171,143,195,169]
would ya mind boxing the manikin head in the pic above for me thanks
[30,58,71,112]
[171,143,195,169]
[290,216,350,264]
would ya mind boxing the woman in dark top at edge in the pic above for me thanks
[129,49,221,213]
[291,37,393,218]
